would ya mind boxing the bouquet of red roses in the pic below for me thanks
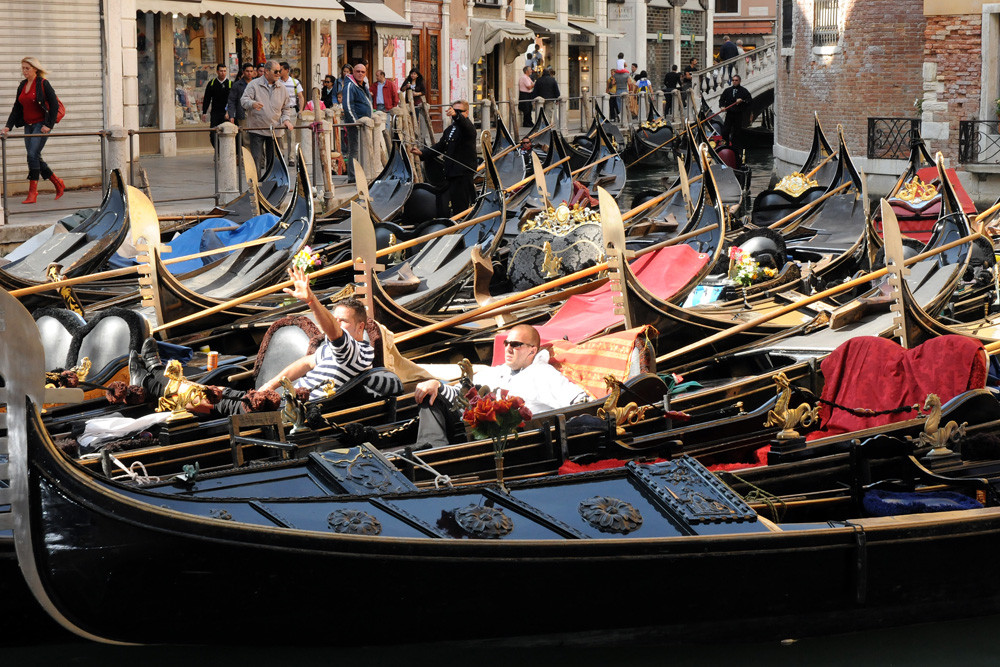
[462,388,532,489]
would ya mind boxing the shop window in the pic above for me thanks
[234,16,254,68]
[526,0,554,14]
[136,11,158,129]
[173,14,221,126]
[260,18,306,79]
[568,0,593,17]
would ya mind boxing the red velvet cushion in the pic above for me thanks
[806,335,987,441]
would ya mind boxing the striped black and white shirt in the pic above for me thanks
[293,332,375,401]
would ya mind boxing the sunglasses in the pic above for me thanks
[270,69,281,74]
[504,340,532,349]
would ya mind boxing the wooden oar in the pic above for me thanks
[570,152,616,178]
[974,199,1000,224]
[657,220,982,365]
[621,173,704,223]
[477,123,555,169]
[9,235,285,298]
[803,151,837,180]
[502,156,571,195]
[766,180,854,230]
[150,209,503,334]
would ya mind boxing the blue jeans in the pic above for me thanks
[24,122,52,181]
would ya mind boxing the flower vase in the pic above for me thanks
[492,434,509,492]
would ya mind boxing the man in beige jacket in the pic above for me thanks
[240,58,294,175]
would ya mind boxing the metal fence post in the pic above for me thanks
[1,134,7,226]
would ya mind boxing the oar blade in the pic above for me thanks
[531,151,550,209]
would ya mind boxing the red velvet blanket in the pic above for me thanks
[806,335,987,441]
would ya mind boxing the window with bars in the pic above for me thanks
[781,0,793,48]
[813,0,839,47]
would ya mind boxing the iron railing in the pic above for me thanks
[958,120,1000,165]
[867,117,920,160]
[813,0,839,47]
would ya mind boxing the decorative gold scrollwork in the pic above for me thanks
[597,374,652,435]
[896,176,938,205]
[764,372,819,440]
[774,172,819,198]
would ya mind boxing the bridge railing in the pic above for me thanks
[867,118,921,160]
[958,120,1000,165]
[696,42,778,109]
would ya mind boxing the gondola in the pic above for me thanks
[149,147,315,337]
[254,135,292,216]
[0,169,129,294]
[874,136,977,243]
[751,115,840,227]
[504,129,575,226]
[575,121,626,199]
[689,119,749,213]
[623,105,676,170]
[374,133,507,319]
[10,283,1000,647]
[564,105,625,172]
[491,113,526,191]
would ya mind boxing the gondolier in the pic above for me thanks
[718,75,753,147]
[410,99,477,216]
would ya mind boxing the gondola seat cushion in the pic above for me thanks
[806,335,988,442]
[251,315,323,390]
[863,489,982,516]
[33,307,86,371]
[546,325,657,399]
[66,308,150,380]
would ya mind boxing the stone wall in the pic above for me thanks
[775,0,924,164]
[920,13,983,163]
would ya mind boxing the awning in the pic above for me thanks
[342,0,413,40]
[470,18,536,64]
[568,21,625,38]
[713,20,775,35]
[136,0,345,22]
[526,17,579,35]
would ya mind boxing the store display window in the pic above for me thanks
[173,14,221,126]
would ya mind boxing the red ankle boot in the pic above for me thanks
[22,180,38,204]
[49,174,65,199]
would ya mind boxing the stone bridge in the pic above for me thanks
[696,42,777,114]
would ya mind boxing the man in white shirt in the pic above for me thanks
[279,61,305,113]
[412,324,588,447]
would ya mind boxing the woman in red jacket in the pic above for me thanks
[2,57,64,204]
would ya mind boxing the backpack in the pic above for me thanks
[34,78,65,124]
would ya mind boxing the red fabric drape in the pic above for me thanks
[806,335,987,441]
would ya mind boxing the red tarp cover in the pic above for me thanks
[492,244,709,364]
[916,166,977,215]
[805,335,987,441]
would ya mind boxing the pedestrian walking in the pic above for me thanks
[240,59,294,175]
[371,70,399,112]
[202,63,231,147]
[2,56,65,203]
[518,65,535,127]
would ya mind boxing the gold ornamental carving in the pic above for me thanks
[764,372,819,440]
[895,176,938,205]
[773,172,819,198]
[597,375,651,435]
